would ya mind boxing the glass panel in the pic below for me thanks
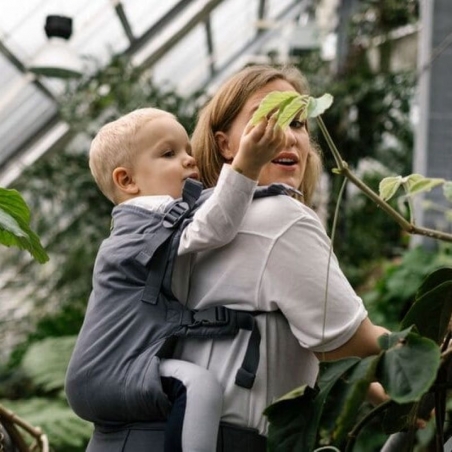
[122,0,182,37]
[0,88,57,163]
[211,0,258,68]
[152,23,208,95]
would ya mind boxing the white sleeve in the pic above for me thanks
[260,207,368,352]
[177,164,257,255]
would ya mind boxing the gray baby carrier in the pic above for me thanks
[65,179,294,450]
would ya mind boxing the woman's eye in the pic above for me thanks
[290,119,307,130]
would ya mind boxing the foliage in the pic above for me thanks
[0,187,48,263]
[362,245,452,331]
[266,267,452,451]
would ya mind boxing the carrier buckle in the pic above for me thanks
[162,202,189,228]
[192,306,229,326]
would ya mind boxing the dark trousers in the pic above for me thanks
[87,421,267,452]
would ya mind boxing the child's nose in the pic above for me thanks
[184,154,196,167]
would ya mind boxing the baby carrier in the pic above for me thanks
[65,179,296,451]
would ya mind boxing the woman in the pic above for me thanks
[172,64,388,443]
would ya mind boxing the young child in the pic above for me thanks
[65,107,287,451]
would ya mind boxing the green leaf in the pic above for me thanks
[379,176,403,201]
[250,91,299,125]
[401,268,452,344]
[306,93,334,118]
[21,336,77,392]
[377,332,440,403]
[333,356,380,444]
[378,327,413,350]
[250,91,333,130]
[404,173,445,196]
[265,357,359,452]
[0,187,49,263]
[276,96,308,129]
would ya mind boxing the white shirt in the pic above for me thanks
[172,194,368,435]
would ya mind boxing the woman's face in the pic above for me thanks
[219,79,310,189]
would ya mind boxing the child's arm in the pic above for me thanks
[178,115,285,254]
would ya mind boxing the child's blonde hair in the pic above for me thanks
[89,108,175,203]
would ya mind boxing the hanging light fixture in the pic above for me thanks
[29,15,83,79]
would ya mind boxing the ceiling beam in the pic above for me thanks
[136,0,226,69]
[204,17,215,78]
[125,0,198,56]
[114,1,136,44]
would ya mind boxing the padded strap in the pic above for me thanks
[141,240,172,305]
[234,313,261,389]
[142,178,203,304]
[253,182,302,199]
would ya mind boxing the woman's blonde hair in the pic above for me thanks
[89,108,175,203]
[191,64,323,206]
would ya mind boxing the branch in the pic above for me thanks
[316,116,452,243]
[0,403,49,452]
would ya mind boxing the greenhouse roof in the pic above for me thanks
[0,0,323,186]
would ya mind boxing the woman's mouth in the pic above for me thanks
[272,157,297,166]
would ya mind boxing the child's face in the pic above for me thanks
[131,115,199,199]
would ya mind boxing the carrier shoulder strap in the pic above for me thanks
[141,179,203,305]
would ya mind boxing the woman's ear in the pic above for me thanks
[112,167,139,195]
[214,131,234,162]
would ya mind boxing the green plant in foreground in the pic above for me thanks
[254,91,452,451]
[0,188,48,263]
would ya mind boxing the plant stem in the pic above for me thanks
[0,403,49,452]
[316,116,452,243]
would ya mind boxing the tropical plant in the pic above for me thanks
[260,91,452,451]
[0,188,52,450]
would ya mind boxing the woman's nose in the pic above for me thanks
[285,129,297,147]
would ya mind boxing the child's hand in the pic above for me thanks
[231,115,286,181]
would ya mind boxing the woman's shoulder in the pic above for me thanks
[243,194,324,235]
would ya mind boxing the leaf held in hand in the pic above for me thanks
[250,91,333,130]
[250,91,299,126]
[306,93,334,118]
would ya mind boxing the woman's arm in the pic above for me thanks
[314,317,389,361]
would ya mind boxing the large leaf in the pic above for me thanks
[250,91,333,130]
[401,267,452,344]
[21,336,77,392]
[265,357,359,452]
[0,187,49,263]
[276,96,308,129]
[332,355,380,444]
[377,330,440,403]
[250,91,300,126]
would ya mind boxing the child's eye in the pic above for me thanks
[162,150,176,158]
[290,119,307,130]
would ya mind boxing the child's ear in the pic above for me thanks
[112,167,139,195]
[214,131,234,162]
